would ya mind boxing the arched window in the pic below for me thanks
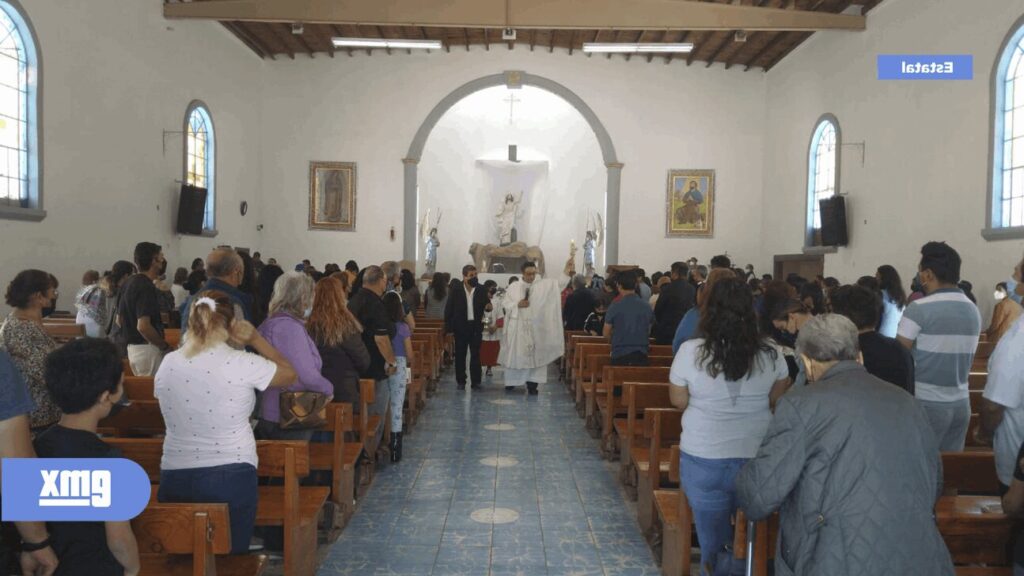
[184,102,215,233]
[0,1,42,221]
[988,17,1024,239]
[806,115,840,247]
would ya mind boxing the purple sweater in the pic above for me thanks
[257,312,333,422]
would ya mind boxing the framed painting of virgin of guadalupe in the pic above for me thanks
[666,169,715,238]
[309,161,357,231]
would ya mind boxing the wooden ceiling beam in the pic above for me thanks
[665,30,689,64]
[529,29,536,51]
[764,31,810,69]
[743,31,788,70]
[609,29,625,59]
[290,25,316,57]
[587,29,599,57]
[484,27,490,50]
[704,31,733,67]
[686,31,708,66]
[328,24,353,56]
[464,27,471,51]
[266,22,296,59]
[549,29,556,53]
[568,29,575,55]
[165,0,866,32]
[646,29,666,63]
[225,21,275,59]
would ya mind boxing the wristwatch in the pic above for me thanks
[20,537,51,552]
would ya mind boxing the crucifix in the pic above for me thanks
[502,91,521,125]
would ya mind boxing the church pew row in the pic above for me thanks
[652,444,692,576]
[561,330,587,381]
[575,343,670,422]
[943,452,1000,496]
[133,503,268,576]
[636,407,682,534]
[618,382,673,489]
[109,439,328,576]
[585,360,671,434]
[42,321,85,343]
[597,362,673,453]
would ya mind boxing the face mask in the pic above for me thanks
[42,297,56,318]
[159,259,168,276]
[995,291,1007,301]
[303,307,312,319]
[468,277,480,288]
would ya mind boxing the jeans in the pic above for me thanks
[158,463,258,554]
[918,397,971,452]
[679,451,748,576]
[388,356,408,433]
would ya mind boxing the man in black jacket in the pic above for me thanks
[445,265,491,391]
[653,262,697,345]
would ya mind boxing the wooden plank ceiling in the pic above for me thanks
[186,0,883,72]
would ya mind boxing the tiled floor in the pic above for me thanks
[316,366,661,576]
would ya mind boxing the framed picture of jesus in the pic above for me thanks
[666,169,715,238]
[309,161,357,231]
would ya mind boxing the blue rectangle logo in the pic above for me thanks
[877,55,973,80]
[2,458,150,521]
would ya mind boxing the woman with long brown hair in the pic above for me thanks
[672,268,735,353]
[308,276,370,406]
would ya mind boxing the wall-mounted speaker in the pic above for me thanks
[176,184,208,235]
[819,196,848,247]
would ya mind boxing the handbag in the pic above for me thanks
[278,391,330,429]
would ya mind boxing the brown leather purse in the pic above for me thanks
[278,391,330,429]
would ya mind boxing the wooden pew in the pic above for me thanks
[98,399,165,436]
[733,510,779,576]
[310,403,362,534]
[574,342,610,412]
[943,452,1001,496]
[133,502,268,576]
[586,361,671,435]
[579,345,672,423]
[562,331,589,384]
[124,375,155,400]
[598,360,673,452]
[358,379,387,463]
[653,444,692,576]
[637,407,682,534]
[619,382,672,489]
[42,322,84,343]
[165,328,181,349]
[108,438,330,576]
[936,495,1014,567]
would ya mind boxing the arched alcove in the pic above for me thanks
[403,70,622,267]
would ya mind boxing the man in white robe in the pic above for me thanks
[499,262,565,395]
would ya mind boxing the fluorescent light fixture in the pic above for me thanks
[582,42,694,54]
[331,37,442,50]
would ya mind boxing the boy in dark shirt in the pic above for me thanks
[33,339,139,576]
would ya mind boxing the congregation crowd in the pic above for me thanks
[1,238,1023,575]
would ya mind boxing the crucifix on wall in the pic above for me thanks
[503,91,521,125]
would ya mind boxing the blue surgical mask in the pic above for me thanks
[303,307,312,319]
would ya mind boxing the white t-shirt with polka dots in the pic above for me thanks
[155,343,276,470]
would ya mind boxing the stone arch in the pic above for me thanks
[403,71,622,266]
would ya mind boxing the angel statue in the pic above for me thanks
[583,211,604,275]
[419,209,442,276]
[495,191,523,246]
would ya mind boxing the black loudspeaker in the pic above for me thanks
[176,184,208,235]
[819,196,848,246]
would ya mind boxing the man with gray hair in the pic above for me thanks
[382,260,416,329]
[349,265,398,417]
[179,248,253,338]
[562,274,595,331]
[736,314,953,576]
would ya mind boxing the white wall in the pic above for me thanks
[0,1,263,311]
[418,86,605,276]
[257,49,768,275]
[761,0,1024,321]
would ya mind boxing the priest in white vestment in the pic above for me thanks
[499,263,564,395]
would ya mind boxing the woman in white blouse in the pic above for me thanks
[669,276,791,576]
[154,291,296,554]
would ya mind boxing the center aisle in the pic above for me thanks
[317,366,661,576]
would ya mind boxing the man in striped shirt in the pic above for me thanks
[897,242,981,451]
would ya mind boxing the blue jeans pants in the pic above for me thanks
[388,356,408,432]
[679,452,748,576]
[158,463,258,554]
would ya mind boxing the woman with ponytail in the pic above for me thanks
[155,290,296,554]
[668,277,791,576]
